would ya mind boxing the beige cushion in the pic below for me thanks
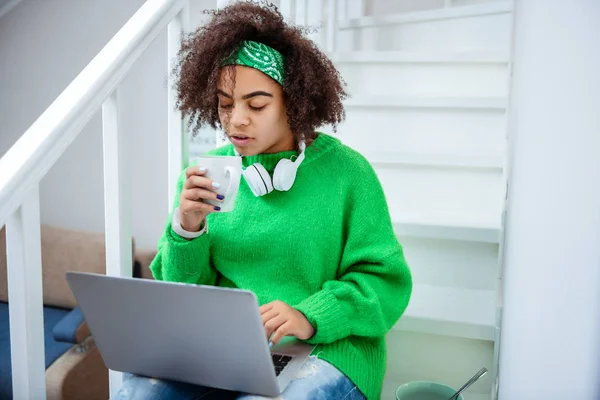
[0,224,134,309]
[45,337,109,400]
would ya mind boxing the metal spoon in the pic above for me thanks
[447,367,488,400]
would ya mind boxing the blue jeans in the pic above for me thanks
[113,356,365,400]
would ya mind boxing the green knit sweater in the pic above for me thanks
[150,133,412,400]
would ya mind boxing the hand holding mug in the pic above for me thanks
[179,156,242,232]
[179,166,223,232]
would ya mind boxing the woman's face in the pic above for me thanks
[217,65,294,156]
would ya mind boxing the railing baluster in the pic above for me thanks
[167,3,190,210]
[6,186,46,399]
[295,0,307,26]
[337,0,347,21]
[102,89,132,398]
[279,0,296,22]
[306,0,323,47]
[326,0,338,53]
[346,0,363,20]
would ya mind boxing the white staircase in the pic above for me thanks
[325,2,513,399]
[0,0,512,398]
[187,0,513,399]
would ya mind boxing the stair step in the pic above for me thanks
[335,52,509,97]
[345,95,508,110]
[394,284,497,341]
[366,152,504,170]
[332,51,510,64]
[339,1,513,30]
[392,211,502,244]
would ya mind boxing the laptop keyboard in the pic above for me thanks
[272,354,293,376]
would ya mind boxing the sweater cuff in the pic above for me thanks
[171,207,208,239]
[293,289,351,344]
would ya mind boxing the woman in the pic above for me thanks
[115,2,411,399]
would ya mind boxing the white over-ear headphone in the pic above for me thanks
[234,140,306,197]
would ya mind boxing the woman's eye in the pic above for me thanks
[219,104,233,110]
[249,105,265,111]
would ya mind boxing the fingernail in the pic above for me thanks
[198,167,206,173]
[268,341,273,348]
[214,206,221,211]
[216,194,225,200]
[212,182,221,189]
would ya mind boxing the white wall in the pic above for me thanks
[0,0,174,249]
[499,0,600,398]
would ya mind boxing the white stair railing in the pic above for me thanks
[0,0,352,397]
[280,0,358,52]
[0,0,189,398]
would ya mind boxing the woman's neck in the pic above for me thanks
[263,133,297,154]
[259,132,315,155]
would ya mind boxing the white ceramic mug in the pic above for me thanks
[195,155,242,212]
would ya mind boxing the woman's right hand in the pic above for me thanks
[179,166,224,232]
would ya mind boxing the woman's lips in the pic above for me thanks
[229,136,253,147]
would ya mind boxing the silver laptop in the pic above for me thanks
[66,272,315,397]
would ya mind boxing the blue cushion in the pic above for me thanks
[0,302,73,399]
[53,307,85,344]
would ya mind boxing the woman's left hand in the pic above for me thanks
[260,300,316,346]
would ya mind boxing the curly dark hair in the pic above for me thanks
[174,0,347,141]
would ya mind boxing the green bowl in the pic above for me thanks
[395,381,464,400]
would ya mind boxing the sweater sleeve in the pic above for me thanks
[293,155,412,344]
[149,167,217,286]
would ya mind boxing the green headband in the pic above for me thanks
[222,40,285,86]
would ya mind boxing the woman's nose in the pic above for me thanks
[230,105,250,128]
